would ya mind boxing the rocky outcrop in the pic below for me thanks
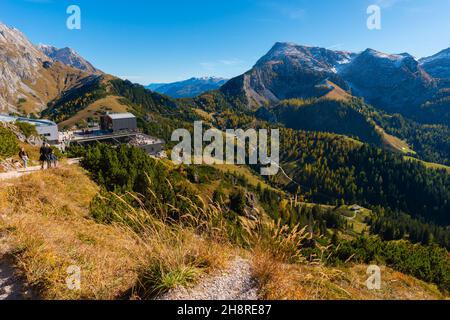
[420,47,450,79]
[219,42,446,120]
[37,45,100,74]
[0,122,43,146]
[340,49,436,112]
[0,23,91,114]
[221,43,353,108]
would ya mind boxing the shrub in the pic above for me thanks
[331,236,450,292]
[0,126,19,157]
[15,121,38,138]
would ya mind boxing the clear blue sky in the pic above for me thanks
[1,0,449,84]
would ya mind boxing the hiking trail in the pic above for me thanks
[159,257,259,300]
[0,158,81,181]
[0,232,31,300]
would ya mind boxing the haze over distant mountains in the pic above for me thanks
[147,77,228,98]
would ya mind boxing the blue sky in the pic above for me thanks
[1,0,449,84]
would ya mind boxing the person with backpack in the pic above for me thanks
[39,143,53,169]
[39,144,48,170]
[48,147,58,168]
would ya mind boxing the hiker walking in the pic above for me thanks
[39,143,52,169]
[39,144,47,169]
[45,143,53,169]
[19,147,29,169]
[48,147,58,168]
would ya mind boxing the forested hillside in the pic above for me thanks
[257,98,383,145]
[64,143,450,294]
[275,129,450,225]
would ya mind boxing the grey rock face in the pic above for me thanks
[221,42,442,115]
[37,44,99,74]
[420,47,450,79]
[340,49,436,112]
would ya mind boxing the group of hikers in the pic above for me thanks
[18,143,58,170]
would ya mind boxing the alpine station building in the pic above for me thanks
[71,113,165,156]
[100,112,138,132]
[0,114,59,143]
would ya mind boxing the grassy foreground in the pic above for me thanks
[0,164,446,300]
[0,165,231,299]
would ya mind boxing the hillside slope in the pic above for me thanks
[0,23,94,115]
[147,77,227,98]
[0,163,447,300]
[37,45,100,74]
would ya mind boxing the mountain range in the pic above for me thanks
[146,77,228,98]
[220,42,450,125]
[1,19,449,125]
[37,44,100,74]
[0,23,94,114]
[1,22,450,298]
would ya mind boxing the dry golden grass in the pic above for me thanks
[18,62,91,114]
[58,96,130,129]
[131,223,231,299]
[375,124,416,155]
[1,163,445,300]
[193,108,214,122]
[0,166,145,299]
[322,81,351,102]
[0,165,233,299]
[245,210,446,300]
[252,251,445,300]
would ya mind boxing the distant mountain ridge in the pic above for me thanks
[218,42,450,125]
[0,22,92,114]
[420,47,450,79]
[37,44,100,74]
[147,77,228,98]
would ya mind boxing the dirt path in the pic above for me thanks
[0,232,32,300]
[0,166,42,181]
[0,256,25,300]
[0,158,81,181]
[159,258,259,300]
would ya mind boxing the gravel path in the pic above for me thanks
[0,232,30,300]
[0,159,80,182]
[0,166,42,181]
[159,258,259,300]
[0,255,25,300]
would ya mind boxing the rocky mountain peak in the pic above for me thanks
[420,47,450,79]
[0,22,92,114]
[37,44,99,74]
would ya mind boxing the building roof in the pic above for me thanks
[0,115,16,123]
[0,114,57,127]
[107,113,136,120]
